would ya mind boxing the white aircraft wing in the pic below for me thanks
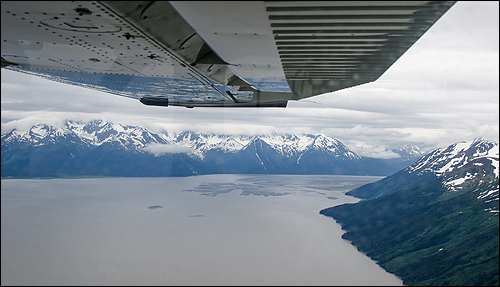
[1,1,456,108]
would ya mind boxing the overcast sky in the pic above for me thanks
[1,1,498,158]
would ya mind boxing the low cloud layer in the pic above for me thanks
[143,143,193,156]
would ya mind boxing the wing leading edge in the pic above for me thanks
[1,1,455,108]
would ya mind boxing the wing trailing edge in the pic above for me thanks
[1,1,456,108]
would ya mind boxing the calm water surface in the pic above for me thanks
[1,175,403,286]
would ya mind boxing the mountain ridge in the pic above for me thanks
[346,138,499,199]
[1,119,426,178]
[320,138,499,286]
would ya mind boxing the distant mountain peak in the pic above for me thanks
[310,134,360,160]
[408,138,498,176]
[216,137,245,152]
[392,144,428,160]
[2,119,429,177]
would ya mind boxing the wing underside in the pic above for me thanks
[1,1,455,108]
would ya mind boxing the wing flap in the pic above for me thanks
[264,1,456,99]
[169,1,455,101]
[1,1,456,107]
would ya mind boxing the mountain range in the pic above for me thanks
[1,120,426,178]
[2,119,498,285]
[320,138,499,285]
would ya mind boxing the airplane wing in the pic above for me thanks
[1,1,455,108]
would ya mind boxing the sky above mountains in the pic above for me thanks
[1,1,499,158]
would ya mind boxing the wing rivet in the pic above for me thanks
[75,8,92,16]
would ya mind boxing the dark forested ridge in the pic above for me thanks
[320,139,499,286]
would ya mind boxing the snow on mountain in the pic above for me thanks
[258,133,313,157]
[320,140,499,287]
[0,120,432,169]
[408,138,499,176]
[214,137,247,153]
[310,135,360,160]
[76,120,177,148]
[5,123,75,146]
[171,132,250,159]
[345,138,499,201]
[392,144,428,161]
[1,120,441,177]
[404,138,499,209]
[78,121,173,149]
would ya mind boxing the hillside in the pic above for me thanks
[320,139,499,286]
[346,139,498,199]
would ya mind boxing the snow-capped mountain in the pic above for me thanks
[2,120,174,150]
[321,139,499,287]
[1,120,419,177]
[2,120,353,158]
[347,138,499,202]
[408,138,498,176]
[392,144,428,161]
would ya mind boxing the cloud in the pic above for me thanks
[1,2,498,159]
[143,143,193,156]
[349,146,401,160]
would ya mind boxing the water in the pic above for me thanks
[1,175,403,286]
